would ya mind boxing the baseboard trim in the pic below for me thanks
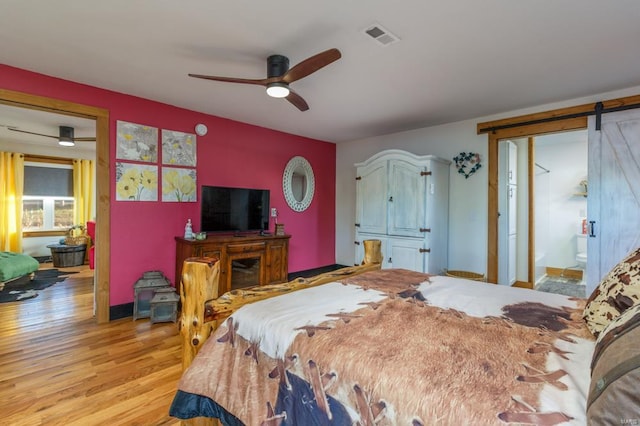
[110,302,133,320]
[546,267,583,280]
[511,280,533,289]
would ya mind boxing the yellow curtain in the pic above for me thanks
[0,152,25,252]
[73,159,95,227]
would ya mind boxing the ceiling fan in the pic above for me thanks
[8,125,96,146]
[188,48,342,111]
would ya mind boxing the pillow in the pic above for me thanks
[587,303,640,424]
[583,247,640,336]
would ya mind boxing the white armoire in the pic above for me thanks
[354,149,450,274]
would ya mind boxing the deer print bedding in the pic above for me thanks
[170,269,595,425]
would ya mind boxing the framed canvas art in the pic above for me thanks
[116,121,158,162]
[162,129,197,167]
[162,167,197,202]
[115,162,158,201]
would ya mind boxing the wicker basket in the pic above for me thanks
[444,269,486,282]
[64,235,89,246]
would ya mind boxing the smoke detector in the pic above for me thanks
[363,23,400,46]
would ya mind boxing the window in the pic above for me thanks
[22,163,74,232]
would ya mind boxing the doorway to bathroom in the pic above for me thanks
[496,130,588,297]
[482,93,640,296]
[533,130,588,297]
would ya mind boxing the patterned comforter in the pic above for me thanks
[170,269,595,425]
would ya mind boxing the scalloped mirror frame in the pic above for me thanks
[283,156,315,212]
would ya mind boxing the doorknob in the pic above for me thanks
[589,221,596,237]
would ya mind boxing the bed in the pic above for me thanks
[170,241,640,425]
[0,252,39,290]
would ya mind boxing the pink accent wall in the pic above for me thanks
[1,65,336,306]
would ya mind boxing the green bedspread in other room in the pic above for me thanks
[0,252,39,282]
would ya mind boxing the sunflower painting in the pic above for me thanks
[115,163,158,201]
[162,167,197,202]
[162,129,197,167]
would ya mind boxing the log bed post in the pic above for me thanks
[362,239,383,265]
[179,257,221,372]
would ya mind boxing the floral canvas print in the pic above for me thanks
[116,121,158,162]
[162,129,197,167]
[162,167,197,202]
[115,162,158,201]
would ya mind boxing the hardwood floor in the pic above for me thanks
[0,264,182,425]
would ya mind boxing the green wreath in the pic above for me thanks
[453,152,481,179]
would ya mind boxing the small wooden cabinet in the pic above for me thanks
[175,234,290,296]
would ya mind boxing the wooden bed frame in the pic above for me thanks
[173,239,601,426]
[178,239,383,372]
[176,239,382,425]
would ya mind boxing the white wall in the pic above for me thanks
[336,84,640,274]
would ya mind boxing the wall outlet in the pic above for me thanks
[271,208,278,217]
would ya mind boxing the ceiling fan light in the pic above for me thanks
[58,125,75,146]
[266,83,290,98]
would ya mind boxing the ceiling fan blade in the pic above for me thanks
[7,127,58,139]
[282,48,341,84]
[8,126,95,143]
[188,74,270,86]
[285,90,309,112]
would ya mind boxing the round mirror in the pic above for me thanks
[283,156,315,212]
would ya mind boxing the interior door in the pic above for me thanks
[498,140,518,285]
[587,109,640,294]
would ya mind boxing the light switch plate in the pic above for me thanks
[271,208,277,217]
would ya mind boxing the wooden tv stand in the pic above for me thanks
[174,233,290,296]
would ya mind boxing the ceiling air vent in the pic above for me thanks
[363,23,400,46]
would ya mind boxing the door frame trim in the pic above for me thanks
[0,88,110,323]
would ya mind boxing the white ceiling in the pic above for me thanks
[1,1,640,144]
[0,104,96,154]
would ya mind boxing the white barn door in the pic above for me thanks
[587,109,640,294]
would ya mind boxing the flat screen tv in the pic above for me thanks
[200,185,270,234]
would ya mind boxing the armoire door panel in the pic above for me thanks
[356,161,388,234]
[387,238,424,271]
[388,159,426,238]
